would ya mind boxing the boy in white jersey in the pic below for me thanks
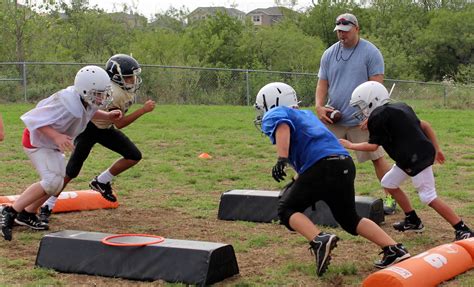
[0,66,122,241]
[38,54,155,223]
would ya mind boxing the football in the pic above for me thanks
[326,109,342,123]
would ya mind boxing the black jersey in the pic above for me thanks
[368,102,435,176]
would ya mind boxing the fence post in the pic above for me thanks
[22,62,27,102]
[245,70,250,106]
[443,84,448,107]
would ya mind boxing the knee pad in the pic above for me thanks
[381,176,400,189]
[419,190,437,205]
[41,173,64,196]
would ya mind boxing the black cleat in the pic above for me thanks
[455,229,474,241]
[309,232,339,277]
[38,205,52,224]
[14,211,49,230]
[89,177,117,202]
[1,206,18,241]
[393,218,424,233]
[374,243,410,268]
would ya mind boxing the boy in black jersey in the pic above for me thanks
[340,81,473,241]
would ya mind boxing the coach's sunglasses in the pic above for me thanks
[336,20,356,26]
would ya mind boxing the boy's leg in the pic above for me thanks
[290,212,339,277]
[279,162,338,277]
[381,165,424,232]
[428,198,461,225]
[346,126,398,215]
[355,218,410,268]
[91,128,142,202]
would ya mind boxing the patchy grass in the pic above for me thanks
[0,104,472,286]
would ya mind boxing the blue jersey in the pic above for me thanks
[261,107,350,174]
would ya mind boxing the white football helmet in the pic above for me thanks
[254,82,299,127]
[74,65,112,109]
[350,81,390,121]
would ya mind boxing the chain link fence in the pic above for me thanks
[0,62,472,109]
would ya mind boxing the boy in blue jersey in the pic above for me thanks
[340,81,474,241]
[254,82,410,277]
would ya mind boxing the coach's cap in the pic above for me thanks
[334,13,358,32]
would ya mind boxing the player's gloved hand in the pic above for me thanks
[272,157,289,182]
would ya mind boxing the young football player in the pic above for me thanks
[0,66,122,240]
[340,81,474,241]
[255,82,410,277]
[37,54,155,223]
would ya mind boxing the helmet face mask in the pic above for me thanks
[74,66,112,109]
[254,82,299,128]
[106,54,142,93]
[82,88,113,109]
[350,81,390,121]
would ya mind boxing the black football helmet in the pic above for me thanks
[105,54,142,92]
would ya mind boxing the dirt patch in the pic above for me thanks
[1,195,473,286]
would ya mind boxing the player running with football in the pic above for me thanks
[340,81,474,241]
[254,82,410,277]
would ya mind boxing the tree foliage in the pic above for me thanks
[0,0,472,83]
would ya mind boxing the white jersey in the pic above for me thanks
[21,86,98,149]
[92,82,135,129]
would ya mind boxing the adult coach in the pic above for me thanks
[38,54,155,222]
[314,13,396,214]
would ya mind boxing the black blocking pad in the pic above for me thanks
[35,230,239,285]
[217,190,384,227]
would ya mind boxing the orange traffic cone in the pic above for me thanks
[198,153,212,159]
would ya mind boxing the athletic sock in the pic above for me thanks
[453,220,470,231]
[405,210,420,223]
[97,169,114,184]
[44,196,58,210]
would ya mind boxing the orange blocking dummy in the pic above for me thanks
[0,190,118,213]
[363,242,473,287]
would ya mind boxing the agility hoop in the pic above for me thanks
[101,234,165,247]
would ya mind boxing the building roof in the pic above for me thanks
[188,7,246,17]
[247,7,283,16]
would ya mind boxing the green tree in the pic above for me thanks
[413,5,474,81]
[183,12,249,68]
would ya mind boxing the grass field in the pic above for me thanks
[0,103,473,286]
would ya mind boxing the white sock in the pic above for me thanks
[97,169,114,184]
[44,196,58,210]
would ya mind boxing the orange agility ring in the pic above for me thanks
[101,234,165,247]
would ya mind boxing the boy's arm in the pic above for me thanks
[93,109,123,121]
[37,125,74,152]
[420,120,445,164]
[339,138,379,152]
[272,123,291,182]
[275,123,290,158]
[113,100,156,129]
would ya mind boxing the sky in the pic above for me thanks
[86,0,315,17]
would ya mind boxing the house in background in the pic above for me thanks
[246,7,284,26]
[187,7,246,24]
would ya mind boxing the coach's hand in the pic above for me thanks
[272,157,289,182]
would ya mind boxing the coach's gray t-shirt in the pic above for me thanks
[318,38,384,126]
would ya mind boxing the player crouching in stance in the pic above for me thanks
[254,82,410,277]
[0,66,122,241]
[340,81,474,241]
